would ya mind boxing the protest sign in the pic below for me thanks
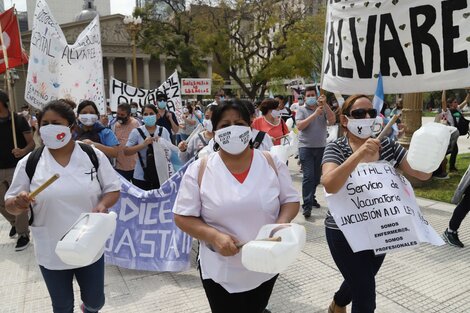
[181,78,211,95]
[109,77,158,110]
[325,161,444,254]
[105,160,193,272]
[110,71,182,121]
[153,137,184,186]
[321,0,470,95]
[25,0,105,112]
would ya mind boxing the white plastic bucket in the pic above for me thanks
[241,223,306,274]
[407,123,451,173]
[55,212,117,267]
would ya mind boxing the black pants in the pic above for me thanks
[326,228,385,313]
[115,169,133,182]
[132,178,159,191]
[449,187,470,231]
[449,141,459,169]
[201,274,278,313]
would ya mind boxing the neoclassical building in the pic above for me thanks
[13,13,213,110]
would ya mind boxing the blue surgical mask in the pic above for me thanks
[157,101,167,109]
[143,115,156,127]
[131,108,137,114]
[298,99,304,105]
[219,96,225,101]
[306,97,317,106]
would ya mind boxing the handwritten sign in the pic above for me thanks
[322,0,470,95]
[25,0,105,113]
[181,78,211,95]
[325,161,444,254]
[110,71,182,122]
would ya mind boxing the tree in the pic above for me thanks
[137,0,326,99]
[211,72,225,97]
[136,1,207,78]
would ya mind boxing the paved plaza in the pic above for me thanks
[1,157,470,313]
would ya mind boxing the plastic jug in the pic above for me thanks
[407,122,451,173]
[55,211,117,267]
[270,145,289,163]
[241,223,306,274]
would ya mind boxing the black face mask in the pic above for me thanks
[117,116,129,124]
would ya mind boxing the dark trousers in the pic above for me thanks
[449,141,459,169]
[115,169,134,182]
[133,178,159,191]
[299,147,324,211]
[39,256,105,313]
[449,187,470,231]
[326,228,385,313]
[201,274,278,313]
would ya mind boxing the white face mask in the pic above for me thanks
[346,117,376,139]
[214,125,252,155]
[270,110,281,118]
[203,119,213,132]
[78,114,98,126]
[183,108,189,114]
[40,124,72,149]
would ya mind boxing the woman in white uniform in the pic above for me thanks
[173,100,300,313]
[5,100,121,313]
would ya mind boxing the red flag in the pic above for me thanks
[0,8,28,74]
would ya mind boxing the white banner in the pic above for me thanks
[325,161,444,254]
[321,0,470,95]
[110,71,182,121]
[181,78,211,95]
[25,0,105,113]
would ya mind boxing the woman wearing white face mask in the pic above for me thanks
[5,100,121,313]
[74,100,119,159]
[178,105,216,162]
[252,99,289,146]
[173,100,300,313]
[321,95,431,313]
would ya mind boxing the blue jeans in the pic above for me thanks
[298,147,324,211]
[39,256,105,313]
[326,228,385,313]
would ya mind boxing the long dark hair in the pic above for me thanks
[77,100,99,115]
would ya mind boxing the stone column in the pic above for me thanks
[107,57,115,81]
[398,93,423,149]
[398,93,426,185]
[207,59,213,79]
[126,58,132,84]
[159,54,166,83]
[143,58,150,89]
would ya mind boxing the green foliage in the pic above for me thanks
[211,72,225,96]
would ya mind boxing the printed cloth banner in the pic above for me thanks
[322,0,470,95]
[325,161,444,254]
[181,78,211,95]
[109,71,182,121]
[105,160,194,271]
[25,0,105,112]
[0,8,28,73]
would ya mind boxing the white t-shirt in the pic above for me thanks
[178,131,214,163]
[5,142,121,270]
[126,125,171,180]
[173,149,299,293]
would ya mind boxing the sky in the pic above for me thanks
[4,0,135,15]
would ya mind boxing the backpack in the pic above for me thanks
[252,131,267,149]
[452,110,470,136]
[136,127,164,188]
[25,143,100,225]
[197,151,278,187]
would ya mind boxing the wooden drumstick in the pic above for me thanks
[29,174,60,198]
[236,236,282,248]
[377,115,400,140]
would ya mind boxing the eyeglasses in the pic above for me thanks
[349,108,377,119]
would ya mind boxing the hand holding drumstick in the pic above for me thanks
[12,174,60,211]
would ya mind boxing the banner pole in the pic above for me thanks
[0,14,17,149]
